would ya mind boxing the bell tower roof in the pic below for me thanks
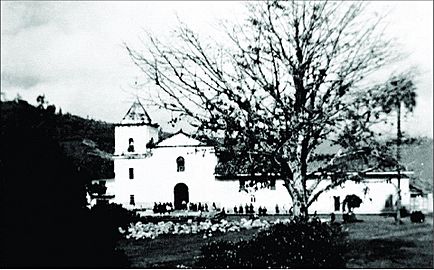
[120,99,156,126]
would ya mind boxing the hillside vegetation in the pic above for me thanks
[400,137,433,191]
[1,99,114,180]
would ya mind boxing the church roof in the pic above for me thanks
[156,129,207,147]
[120,100,155,126]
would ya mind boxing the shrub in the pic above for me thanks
[84,203,138,268]
[410,211,425,223]
[90,202,139,230]
[198,218,348,268]
[342,194,362,213]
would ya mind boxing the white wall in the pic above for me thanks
[211,178,411,215]
[308,178,410,214]
[428,193,433,213]
[111,145,218,208]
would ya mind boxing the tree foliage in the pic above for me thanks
[0,99,127,268]
[371,71,417,114]
[126,1,409,215]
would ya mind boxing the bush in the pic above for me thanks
[85,203,138,268]
[410,211,425,223]
[90,202,139,230]
[343,194,362,213]
[197,218,348,268]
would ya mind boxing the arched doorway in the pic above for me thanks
[174,183,189,210]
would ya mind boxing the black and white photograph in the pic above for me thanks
[1,1,433,268]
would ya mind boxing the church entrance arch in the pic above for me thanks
[174,183,189,210]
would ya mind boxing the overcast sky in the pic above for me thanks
[1,1,432,137]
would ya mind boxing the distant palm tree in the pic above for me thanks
[376,71,417,224]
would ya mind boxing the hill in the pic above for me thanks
[1,99,114,180]
[400,137,433,191]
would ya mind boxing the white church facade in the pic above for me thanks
[101,101,414,215]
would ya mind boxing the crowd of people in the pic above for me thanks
[153,202,174,214]
[188,202,214,212]
[230,204,292,215]
[153,201,292,216]
[152,201,221,214]
[232,203,270,215]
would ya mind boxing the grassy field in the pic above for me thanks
[343,215,433,268]
[117,215,433,268]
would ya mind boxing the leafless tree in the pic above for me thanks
[126,1,405,217]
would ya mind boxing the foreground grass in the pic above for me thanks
[117,229,258,268]
[343,215,433,268]
[117,215,433,268]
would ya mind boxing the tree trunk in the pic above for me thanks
[281,133,310,219]
[286,170,309,219]
[395,102,402,224]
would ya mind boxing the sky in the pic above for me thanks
[1,1,433,137]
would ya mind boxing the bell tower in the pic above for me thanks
[114,99,159,156]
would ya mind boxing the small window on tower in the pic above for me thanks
[176,156,185,172]
[130,195,135,206]
[129,168,134,179]
[128,138,135,152]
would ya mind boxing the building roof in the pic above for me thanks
[119,99,155,126]
[155,129,208,148]
[214,171,414,181]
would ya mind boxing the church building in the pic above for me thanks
[102,100,415,214]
